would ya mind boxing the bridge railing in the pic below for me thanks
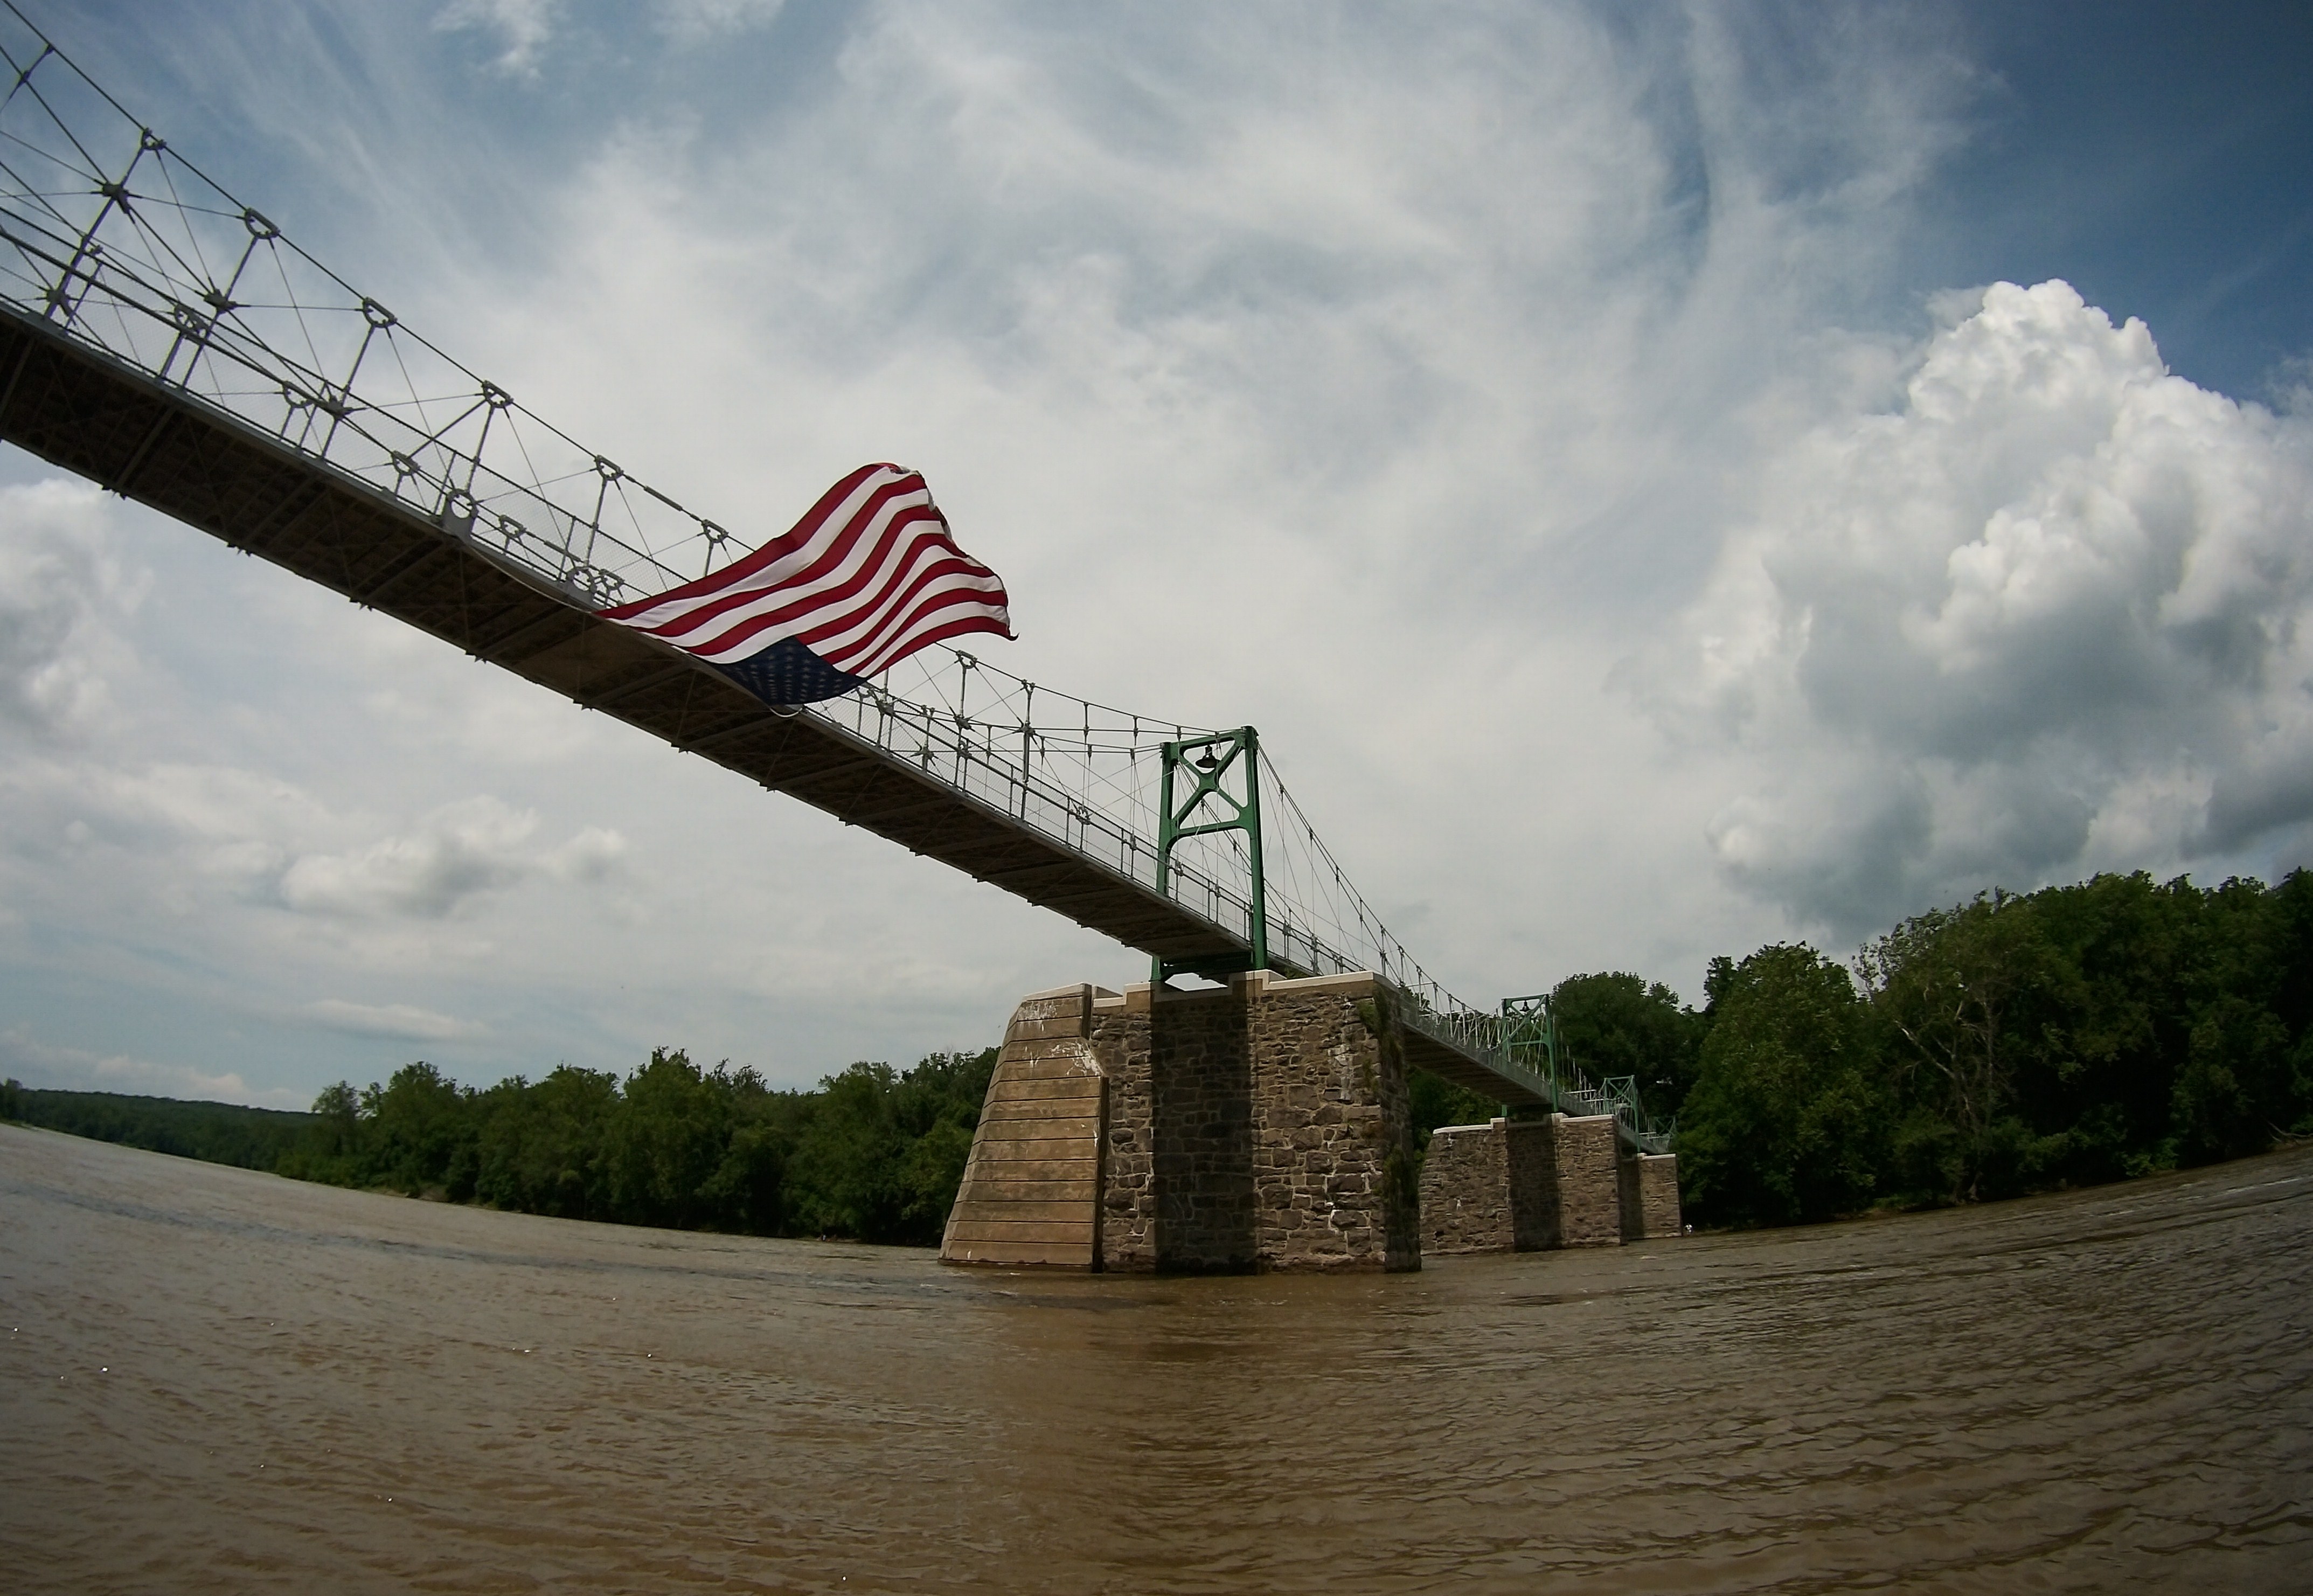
[808,668,1463,1002]
[0,13,732,603]
[1392,1000,1675,1154]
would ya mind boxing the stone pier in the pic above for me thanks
[1419,1118,1552,1253]
[942,970,1422,1272]
[945,971,1683,1271]
[1418,1113,1677,1254]
[1619,1150,1684,1240]
[1547,1113,1626,1247]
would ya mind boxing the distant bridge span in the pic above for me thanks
[0,7,1669,1148]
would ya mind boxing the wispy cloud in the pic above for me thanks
[304,1000,487,1042]
[433,0,559,80]
[277,797,539,920]
[655,0,783,47]
[0,481,144,740]
[0,1026,309,1109]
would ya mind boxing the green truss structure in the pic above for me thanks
[1154,727,1266,984]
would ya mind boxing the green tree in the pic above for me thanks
[784,1061,911,1241]
[1678,944,1883,1226]
[13,1086,314,1170]
[603,1050,738,1229]
[781,1050,996,1244]
[1407,1069,1501,1148]
[899,1118,976,1234]
[699,1114,791,1234]
[276,1079,365,1184]
[471,1064,620,1218]
[2022,872,2193,1180]
[1550,972,1706,1127]
[1857,891,2072,1202]
[2174,994,2294,1162]
[359,1062,479,1196]
[2170,875,2313,1158]
[2018,871,2309,1177]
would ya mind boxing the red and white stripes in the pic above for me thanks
[598,463,1012,678]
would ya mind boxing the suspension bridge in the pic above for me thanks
[0,8,1668,1161]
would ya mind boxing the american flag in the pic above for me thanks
[596,463,1013,705]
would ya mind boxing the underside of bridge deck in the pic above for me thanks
[1399,1032,1551,1108]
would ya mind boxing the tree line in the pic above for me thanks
[3,1049,996,1247]
[1411,869,2311,1228]
[0,1084,316,1171]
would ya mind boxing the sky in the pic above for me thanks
[3,1,2309,1108]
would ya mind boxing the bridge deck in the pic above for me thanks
[1399,1031,1550,1109]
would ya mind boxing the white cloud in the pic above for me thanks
[546,825,627,884]
[433,0,558,79]
[1648,280,2313,933]
[304,1000,487,1042]
[2267,352,2313,417]
[10,4,2307,1109]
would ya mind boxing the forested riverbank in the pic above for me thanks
[7,868,2308,1241]
[1,1050,995,1247]
[1414,868,2312,1229]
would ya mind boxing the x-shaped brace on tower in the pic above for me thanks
[1154,726,1265,985]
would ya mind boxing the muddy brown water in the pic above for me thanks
[2,1124,2309,1594]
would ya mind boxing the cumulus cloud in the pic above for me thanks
[1648,280,2313,933]
[545,824,627,883]
[14,4,2306,1106]
[3,744,613,934]
[2267,352,2313,418]
[304,999,487,1042]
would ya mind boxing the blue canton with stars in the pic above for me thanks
[717,639,866,706]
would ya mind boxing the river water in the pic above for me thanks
[3,1123,2309,1593]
